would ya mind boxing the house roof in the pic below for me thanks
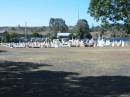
[57,32,70,37]
[0,30,6,34]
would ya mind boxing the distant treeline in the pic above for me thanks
[0,18,92,40]
[0,26,49,34]
[0,17,130,43]
[91,24,129,37]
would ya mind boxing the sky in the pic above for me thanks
[0,0,100,27]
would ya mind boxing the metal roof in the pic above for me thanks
[0,30,6,34]
[57,33,70,37]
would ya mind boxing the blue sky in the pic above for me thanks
[0,0,100,27]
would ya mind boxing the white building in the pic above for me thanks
[57,32,70,39]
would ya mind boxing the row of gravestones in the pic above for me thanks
[0,39,127,48]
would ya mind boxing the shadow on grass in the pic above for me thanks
[0,50,6,53]
[0,61,130,97]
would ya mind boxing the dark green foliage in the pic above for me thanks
[2,31,18,42]
[47,32,57,39]
[10,32,18,38]
[0,38,1,43]
[88,0,130,34]
[48,18,69,39]
[49,18,68,33]
[3,31,11,42]
[70,19,91,39]
[77,19,91,39]
[90,26,102,32]
[11,27,16,31]
[32,32,39,38]
[69,27,79,39]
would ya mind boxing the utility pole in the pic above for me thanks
[78,9,80,21]
[25,22,27,39]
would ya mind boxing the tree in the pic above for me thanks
[32,32,39,38]
[88,0,130,34]
[69,27,79,39]
[47,32,57,39]
[10,32,18,38]
[49,18,68,33]
[74,19,92,39]
[3,31,10,42]
[11,27,16,31]
[77,19,91,39]
[90,26,102,32]
[3,31,18,42]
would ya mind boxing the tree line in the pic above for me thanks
[1,18,91,42]
[47,18,91,39]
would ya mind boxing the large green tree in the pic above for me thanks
[70,19,91,39]
[3,31,18,42]
[88,0,130,34]
[10,32,18,38]
[3,31,10,42]
[76,19,91,39]
[49,18,68,33]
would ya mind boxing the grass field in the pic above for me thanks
[0,46,130,97]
